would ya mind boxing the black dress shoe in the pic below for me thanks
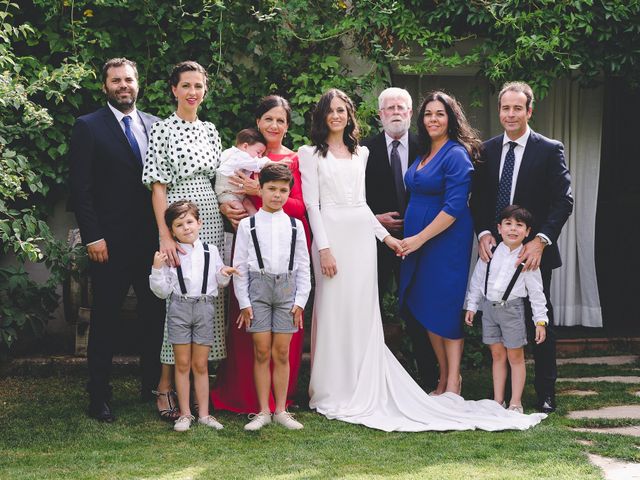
[538,396,556,414]
[88,401,116,422]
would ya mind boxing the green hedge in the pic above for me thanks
[1,0,638,350]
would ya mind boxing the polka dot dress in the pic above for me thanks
[143,113,226,363]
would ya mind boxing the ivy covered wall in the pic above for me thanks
[1,0,639,349]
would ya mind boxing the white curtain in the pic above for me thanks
[534,79,603,327]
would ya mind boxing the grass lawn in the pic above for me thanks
[1,361,639,479]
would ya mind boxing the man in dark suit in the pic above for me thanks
[362,87,438,390]
[471,81,573,413]
[69,58,165,422]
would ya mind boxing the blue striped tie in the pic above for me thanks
[496,141,517,220]
[123,115,142,167]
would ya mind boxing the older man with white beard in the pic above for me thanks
[362,87,437,391]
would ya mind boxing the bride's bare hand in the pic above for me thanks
[383,236,403,257]
[319,248,337,278]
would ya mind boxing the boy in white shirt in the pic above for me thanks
[215,128,268,216]
[150,200,237,432]
[465,205,547,414]
[234,164,311,431]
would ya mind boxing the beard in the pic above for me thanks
[381,116,410,138]
[106,88,138,112]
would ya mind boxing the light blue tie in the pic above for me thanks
[496,141,517,220]
[122,115,142,167]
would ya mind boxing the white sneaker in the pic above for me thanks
[508,404,524,414]
[174,414,195,432]
[273,410,303,430]
[198,415,224,430]
[244,412,272,431]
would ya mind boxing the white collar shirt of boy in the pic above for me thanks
[233,208,311,311]
[149,239,229,299]
[465,242,548,324]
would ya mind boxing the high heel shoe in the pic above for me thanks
[152,390,180,422]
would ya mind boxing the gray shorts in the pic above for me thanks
[481,297,527,349]
[246,271,298,334]
[167,294,216,346]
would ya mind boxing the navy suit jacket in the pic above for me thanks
[69,106,159,249]
[470,129,573,270]
[362,131,419,216]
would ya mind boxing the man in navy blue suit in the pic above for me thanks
[362,87,438,391]
[69,58,164,422]
[471,81,573,413]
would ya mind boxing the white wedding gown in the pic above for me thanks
[298,145,546,432]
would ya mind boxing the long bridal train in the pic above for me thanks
[299,144,545,432]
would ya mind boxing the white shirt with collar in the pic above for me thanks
[385,131,410,187]
[233,208,311,310]
[149,239,230,299]
[107,102,149,160]
[465,242,549,325]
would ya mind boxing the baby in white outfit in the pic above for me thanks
[215,128,269,215]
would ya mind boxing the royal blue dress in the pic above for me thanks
[399,140,474,340]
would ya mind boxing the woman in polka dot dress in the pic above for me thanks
[142,61,226,418]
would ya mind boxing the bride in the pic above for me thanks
[298,89,545,432]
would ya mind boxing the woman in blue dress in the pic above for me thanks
[398,91,482,396]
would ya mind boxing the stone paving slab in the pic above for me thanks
[557,355,639,366]
[558,376,640,384]
[568,405,640,419]
[573,426,640,437]
[10,355,138,365]
[560,389,598,396]
[588,454,640,480]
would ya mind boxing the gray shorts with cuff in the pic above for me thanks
[246,270,298,334]
[481,297,527,349]
[167,294,216,345]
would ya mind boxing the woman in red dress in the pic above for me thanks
[212,95,310,413]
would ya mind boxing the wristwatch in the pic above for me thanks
[535,321,547,327]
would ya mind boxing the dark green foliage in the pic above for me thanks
[2,0,639,348]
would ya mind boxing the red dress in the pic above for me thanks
[211,152,311,413]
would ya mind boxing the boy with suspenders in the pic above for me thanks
[234,164,311,431]
[150,200,237,431]
[465,205,548,414]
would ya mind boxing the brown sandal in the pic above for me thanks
[152,390,179,421]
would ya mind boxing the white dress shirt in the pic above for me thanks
[465,242,549,324]
[233,209,311,310]
[385,131,410,187]
[107,102,149,161]
[149,239,230,299]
